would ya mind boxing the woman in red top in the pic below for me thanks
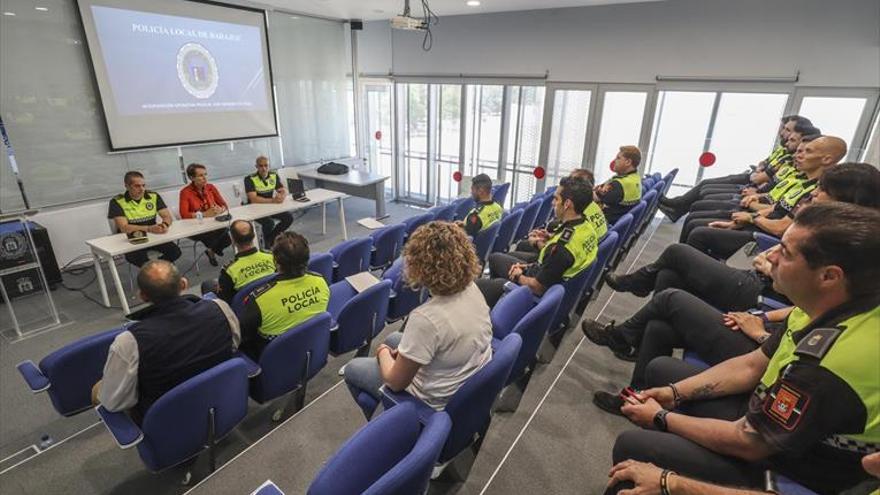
[179,163,232,266]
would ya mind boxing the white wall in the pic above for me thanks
[359,0,880,88]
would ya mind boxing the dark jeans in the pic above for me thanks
[663,173,750,210]
[686,227,757,259]
[189,228,232,256]
[124,242,182,267]
[606,357,760,494]
[679,210,735,243]
[255,213,294,247]
[689,199,740,213]
[615,289,759,389]
[636,244,764,311]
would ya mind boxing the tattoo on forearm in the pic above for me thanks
[687,382,719,401]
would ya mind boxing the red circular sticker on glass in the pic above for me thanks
[533,167,546,179]
[374,130,382,141]
[699,152,716,167]
[453,171,463,182]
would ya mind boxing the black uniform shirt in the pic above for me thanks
[244,172,283,199]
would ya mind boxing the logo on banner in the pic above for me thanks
[177,43,219,99]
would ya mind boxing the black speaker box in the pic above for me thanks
[0,221,62,290]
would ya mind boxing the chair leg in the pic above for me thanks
[275,352,311,421]
[192,243,200,275]
[207,407,217,473]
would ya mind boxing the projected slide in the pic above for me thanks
[77,0,277,150]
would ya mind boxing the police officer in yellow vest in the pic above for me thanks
[245,155,293,248]
[596,145,642,225]
[215,220,277,303]
[606,202,880,495]
[107,171,181,267]
[239,231,329,359]
[570,168,609,238]
[460,174,504,237]
[476,176,598,308]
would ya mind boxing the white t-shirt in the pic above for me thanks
[397,282,494,410]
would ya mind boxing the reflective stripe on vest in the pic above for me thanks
[583,201,608,238]
[227,251,276,291]
[113,192,159,224]
[538,219,598,280]
[778,181,817,215]
[760,305,880,449]
[768,173,804,202]
[248,172,279,197]
[253,273,329,337]
[468,201,504,231]
[612,173,642,206]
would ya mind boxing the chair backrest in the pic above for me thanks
[473,220,502,265]
[402,213,435,239]
[622,200,648,245]
[369,224,407,270]
[491,209,524,254]
[231,273,278,317]
[308,253,334,285]
[308,403,451,495]
[38,327,126,416]
[330,279,392,354]
[491,182,511,207]
[652,172,662,182]
[138,358,249,472]
[550,256,597,334]
[610,213,633,240]
[441,333,521,462]
[533,194,556,228]
[251,313,332,403]
[491,285,537,340]
[661,169,678,196]
[638,190,658,227]
[587,231,620,294]
[383,258,428,321]
[753,232,781,251]
[513,199,542,241]
[428,204,456,223]
[329,237,374,282]
[451,197,476,221]
[507,285,564,383]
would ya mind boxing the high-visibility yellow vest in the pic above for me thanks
[225,250,276,291]
[538,219,598,280]
[113,192,160,225]
[250,273,329,337]
[611,172,642,206]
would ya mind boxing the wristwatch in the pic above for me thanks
[653,409,670,432]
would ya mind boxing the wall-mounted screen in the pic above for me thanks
[77,0,278,150]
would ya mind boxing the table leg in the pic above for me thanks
[106,256,131,315]
[338,198,348,240]
[322,203,327,235]
[374,182,389,220]
[93,251,110,308]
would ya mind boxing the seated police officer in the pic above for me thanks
[476,176,598,308]
[107,171,181,267]
[596,145,643,225]
[458,174,504,237]
[571,168,609,238]
[605,202,880,495]
[214,220,276,303]
[239,231,329,360]
[92,260,240,424]
[245,155,293,247]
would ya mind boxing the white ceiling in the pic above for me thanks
[256,0,664,21]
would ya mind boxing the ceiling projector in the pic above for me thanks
[390,15,427,31]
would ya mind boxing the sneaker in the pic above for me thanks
[592,390,626,416]
[613,347,639,362]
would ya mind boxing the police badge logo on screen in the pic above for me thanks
[176,42,219,99]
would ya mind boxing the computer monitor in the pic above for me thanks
[287,178,308,201]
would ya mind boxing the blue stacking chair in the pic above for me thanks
[17,326,126,417]
[490,285,537,339]
[327,279,392,356]
[754,232,781,251]
[581,230,621,303]
[369,224,407,271]
[491,182,511,206]
[239,313,332,421]
[473,221,502,267]
[96,358,249,473]
[230,273,278,317]
[379,333,521,479]
[308,403,452,495]
[533,193,556,228]
[383,258,428,324]
[309,253,334,285]
[428,204,456,222]
[774,475,821,495]
[545,186,558,196]
[402,213,435,241]
[494,285,564,412]
[329,237,373,282]
[610,200,647,268]
[451,197,476,221]
[491,209,524,254]
[512,198,542,242]
[661,168,678,196]
[635,189,659,235]
[548,261,596,337]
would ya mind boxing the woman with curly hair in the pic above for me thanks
[343,221,493,416]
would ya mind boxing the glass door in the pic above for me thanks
[504,85,545,206]
[434,84,463,203]
[362,81,393,193]
[645,91,717,187]
[545,88,593,186]
[590,89,651,185]
[396,83,430,204]
[463,84,505,182]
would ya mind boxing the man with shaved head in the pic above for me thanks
[684,135,848,259]
[92,260,240,424]
[213,219,277,302]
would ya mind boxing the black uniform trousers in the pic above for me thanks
[255,212,294,247]
[687,226,757,259]
[661,173,750,214]
[475,252,523,308]
[606,357,762,494]
[125,242,182,267]
[189,228,232,256]
[613,289,759,389]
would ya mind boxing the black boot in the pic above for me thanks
[592,390,626,417]
[604,265,659,297]
[581,319,632,355]
[658,203,685,223]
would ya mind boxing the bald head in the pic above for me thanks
[797,135,848,176]
[230,220,256,248]
[814,136,848,163]
[137,260,184,303]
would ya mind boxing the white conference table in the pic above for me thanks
[86,188,348,315]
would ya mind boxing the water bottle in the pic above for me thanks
[196,211,204,224]
[39,434,54,450]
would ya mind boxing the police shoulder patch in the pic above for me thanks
[794,327,842,360]
[249,280,276,299]
[763,380,811,431]
[559,227,574,244]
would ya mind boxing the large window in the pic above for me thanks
[546,90,591,185]
[594,91,648,185]
[798,96,867,152]
[505,86,545,205]
[362,82,393,191]
[464,85,504,180]
[646,91,716,186]
[396,83,429,202]
[435,85,462,202]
